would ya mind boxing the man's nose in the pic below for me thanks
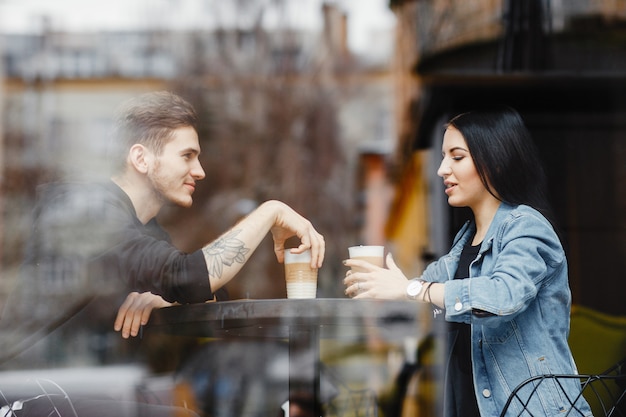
[192,161,205,180]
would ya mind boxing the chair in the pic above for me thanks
[568,305,626,375]
[498,358,626,417]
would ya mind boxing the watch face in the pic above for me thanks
[407,280,422,297]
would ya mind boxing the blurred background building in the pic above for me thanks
[0,1,397,304]
[388,0,626,318]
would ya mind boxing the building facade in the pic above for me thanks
[388,0,626,317]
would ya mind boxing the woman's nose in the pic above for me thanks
[437,159,450,177]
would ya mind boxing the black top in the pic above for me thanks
[0,180,217,363]
[26,180,214,303]
[445,240,481,417]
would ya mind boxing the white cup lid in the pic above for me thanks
[348,245,384,258]
[284,249,312,263]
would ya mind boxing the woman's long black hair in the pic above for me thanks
[446,106,556,225]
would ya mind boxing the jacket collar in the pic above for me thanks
[452,202,518,252]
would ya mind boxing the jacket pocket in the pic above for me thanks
[533,356,578,415]
[481,321,516,344]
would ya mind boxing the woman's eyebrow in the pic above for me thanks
[450,146,469,152]
[442,146,469,154]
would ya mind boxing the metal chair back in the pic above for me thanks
[499,358,626,417]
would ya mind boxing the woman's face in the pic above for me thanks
[437,126,495,212]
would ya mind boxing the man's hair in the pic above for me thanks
[108,91,198,173]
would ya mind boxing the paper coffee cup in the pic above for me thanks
[284,250,318,299]
[348,245,384,272]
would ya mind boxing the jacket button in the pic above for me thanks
[454,302,463,311]
[482,389,491,398]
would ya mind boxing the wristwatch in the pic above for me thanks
[406,278,424,300]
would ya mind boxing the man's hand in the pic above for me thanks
[201,200,325,293]
[114,292,172,339]
[267,201,325,269]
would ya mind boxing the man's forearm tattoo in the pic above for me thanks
[203,229,250,280]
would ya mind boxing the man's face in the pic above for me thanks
[147,126,205,208]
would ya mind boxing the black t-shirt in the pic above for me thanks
[24,180,214,302]
[445,240,481,417]
[0,180,216,364]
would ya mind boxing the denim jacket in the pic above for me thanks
[422,203,592,417]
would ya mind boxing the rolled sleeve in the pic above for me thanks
[160,249,213,303]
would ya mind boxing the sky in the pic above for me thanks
[0,0,396,55]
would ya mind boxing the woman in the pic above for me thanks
[343,107,591,417]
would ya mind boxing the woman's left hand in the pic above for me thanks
[343,253,410,299]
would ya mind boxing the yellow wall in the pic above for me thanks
[385,150,430,278]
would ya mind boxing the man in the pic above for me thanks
[0,91,324,384]
[3,90,324,349]
[103,91,325,338]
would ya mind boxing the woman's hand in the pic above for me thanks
[114,292,172,339]
[343,253,409,299]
